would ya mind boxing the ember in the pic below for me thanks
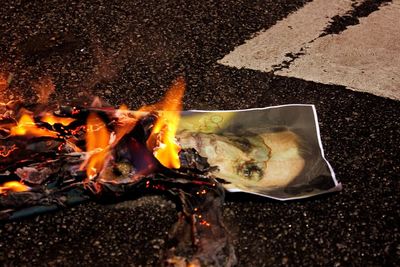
[0,77,236,266]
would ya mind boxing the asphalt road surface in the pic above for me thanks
[0,0,399,266]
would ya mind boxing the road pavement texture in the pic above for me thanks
[220,0,400,100]
[0,0,399,266]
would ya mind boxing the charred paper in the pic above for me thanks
[0,96,339,266]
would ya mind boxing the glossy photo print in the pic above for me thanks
[177,104,341,200]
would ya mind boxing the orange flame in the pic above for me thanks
[146,77,185,169]
[10,113,59,138]
[0,181,30,194]
[41,113,75,126]
[113,104,139,145]
[83,113,110,180]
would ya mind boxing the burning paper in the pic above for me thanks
[0,78,339,266]
[0,79,236,266]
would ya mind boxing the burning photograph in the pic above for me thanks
[0,78,238,266]
[178,105,340,200]
[0,77,338,266]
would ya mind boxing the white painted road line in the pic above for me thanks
[218,0,358,72]
[219,0,400,101]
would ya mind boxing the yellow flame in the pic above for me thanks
[146,77,185,169]
[41,113,75,126]
[10,113,59,138]
[0,181,30,194]
[83,113,110,179]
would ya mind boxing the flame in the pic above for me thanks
[41,113,75,126]
[113,104,139,145]
[83,113,110,179]
[0,181,30,194]
[10,113,59,138]
[146,77,185,169]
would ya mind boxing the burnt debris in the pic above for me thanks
[0,102,236,266]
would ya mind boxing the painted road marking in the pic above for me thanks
[219,0,400,101]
